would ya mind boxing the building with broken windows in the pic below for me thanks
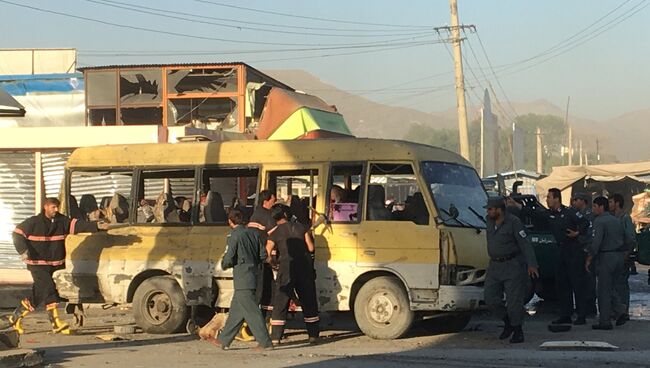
[0,50,351,267]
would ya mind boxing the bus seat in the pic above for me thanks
[109,193,130,223]
[367,185,391,221]
[100,196,112,210]
[154,192,179,223]
[79,194,99,214]
[205,191,227,223]
[69,195,84,220]
[409,192,429,225]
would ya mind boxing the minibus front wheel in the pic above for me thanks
[133,276,189,334]
[353,276,414,340]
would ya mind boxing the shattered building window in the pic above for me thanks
[120,107,163,125]
[88,108,117,126]
[168,97,238,130]
[167,68,238,94]
[86,71,117,126]
[119,70,162,105]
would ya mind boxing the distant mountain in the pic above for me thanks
[264,69,650,162]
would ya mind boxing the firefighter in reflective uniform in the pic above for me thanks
[484,197,539,344]
[10,198,103,334]
[266,204,319,345]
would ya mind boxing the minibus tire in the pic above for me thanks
[133,276,189,334]
[353,276,414,340]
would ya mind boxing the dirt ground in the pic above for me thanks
[5,265,650,368]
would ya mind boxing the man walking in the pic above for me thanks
[214,208,273,350]
[586,197,627,330]
[508,188,590,325]
[11,197,103,335]
[484,197,538,343]
[248,189,277,310]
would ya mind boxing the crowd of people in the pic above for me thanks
[485,188,637,344]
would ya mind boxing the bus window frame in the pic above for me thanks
[364,161,432,225]
[326,161,367,225]
[65,167,138,223]
[195,165,261,227]
[132,166,200,227]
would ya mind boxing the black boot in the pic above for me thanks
[510,326,524,344]
[499,316,514,340]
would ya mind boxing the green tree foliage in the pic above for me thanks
[404,113,581,174]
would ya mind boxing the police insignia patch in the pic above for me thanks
[576,212,583,218]
[519,230,527,238]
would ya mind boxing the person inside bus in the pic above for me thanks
[366,185,391,221]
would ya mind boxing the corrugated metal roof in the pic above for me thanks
[78,61,293,90]
[78,61,249,71]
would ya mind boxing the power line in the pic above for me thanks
[78,36,443,58]
[193,0,432,29]
[87,0,428,33]
[468,31,519,120]
[83,0,435,38]
[479,0,648,77]
[0,0,434,48]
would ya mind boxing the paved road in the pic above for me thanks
[8,266,650,367]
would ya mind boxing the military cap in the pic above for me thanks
[483,196,505,209]
[571,192,591,202]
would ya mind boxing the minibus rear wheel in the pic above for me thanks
[353,276,414,339]
[133,276,189,334]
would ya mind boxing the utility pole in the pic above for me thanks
[449,0,470,161]
[579,140,583,166]
[536,127,543,174]
[596,139,600,163]
[564,96,571,166]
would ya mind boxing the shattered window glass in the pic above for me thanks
[120,107,163,125]
[86,71,117,106]
[167,97,238,130]
[167,68,238,94]
[119,69,162,105]
[88,108,117,126]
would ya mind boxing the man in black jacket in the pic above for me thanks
[214,208,272,350]
[508,188,590,325]
[11,197,103,335]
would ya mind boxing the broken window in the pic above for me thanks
[119,69,162,105]
[86,71,117,106]
[167,68,238,94]
[88,108,117,126]
[168,97,238,130]
[366,163,429,225]
[199,167,259,224]
[267,169,319,227]
[69,170,134,223]
[136,169,196,223]
[328,164,364,223]
[120,107,163,125]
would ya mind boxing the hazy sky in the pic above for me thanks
[1,0,648,121]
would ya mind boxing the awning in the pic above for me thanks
[256,87,352,140]
[0,87,25,117]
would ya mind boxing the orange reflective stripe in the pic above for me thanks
[24,259,65,266]
[13,228,26,237]
[70,218,77,234]
[304,316,320,323]
[26,235,66,242]
[247,222,266,231]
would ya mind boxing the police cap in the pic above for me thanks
[483,196,505,209]
[571,192,591,203]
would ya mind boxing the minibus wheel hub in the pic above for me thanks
[369,293,395,323]
[147,292,171,322]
